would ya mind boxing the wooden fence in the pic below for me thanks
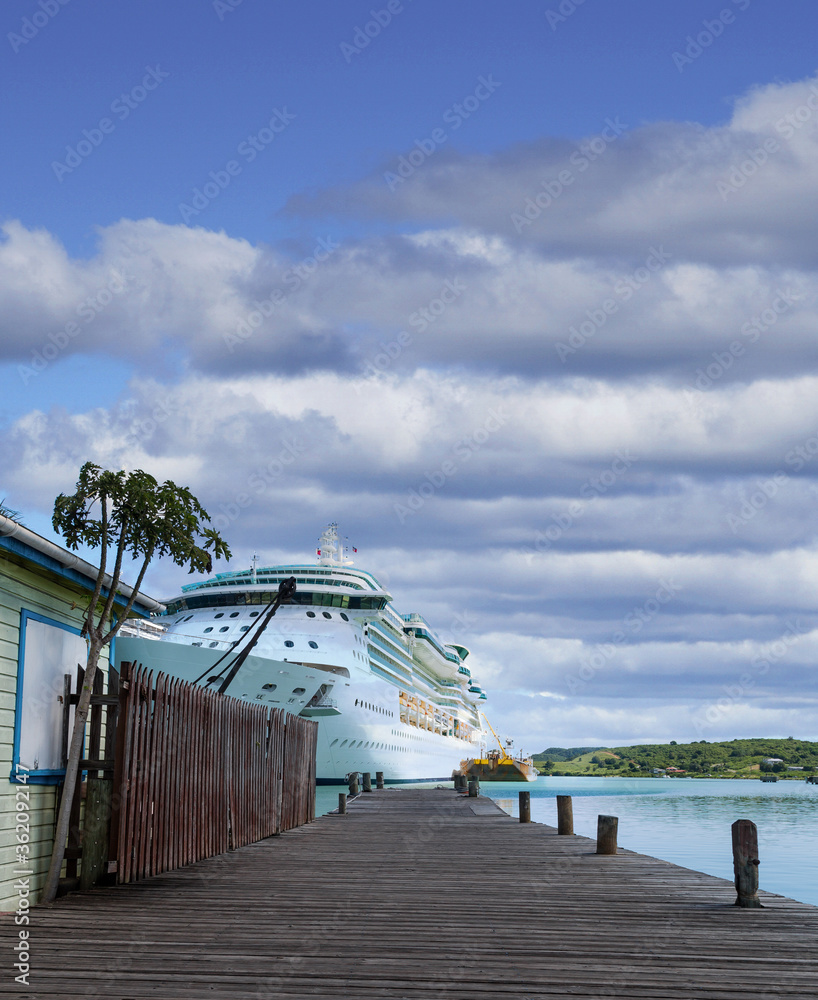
[105,661,317,885]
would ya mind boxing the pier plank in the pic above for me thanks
[2,788,817,999]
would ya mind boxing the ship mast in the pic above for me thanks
[317,523,353,567]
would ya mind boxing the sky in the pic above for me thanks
[3,0,818,753]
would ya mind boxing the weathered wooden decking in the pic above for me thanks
[4,788,818,999]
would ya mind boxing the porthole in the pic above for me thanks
[331,739,339,747]
[262,683,276,691]
[214,613,224,619]
[306,611,316,618]
[209,642,219,648]
[308,641,318,649]
[292,687,306,695]
[340,613,349,621]
[229,612,240,618]
[240,626,250,632]
[204,627,213,633]
[183,615,193,622]
[322,611,332,619]
[340,740,348,748]
[284,640,294,648]
[219,626,229,632]
[250,612,259,617]
[192,641,202,647]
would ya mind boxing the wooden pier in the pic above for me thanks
[4,788,818,998]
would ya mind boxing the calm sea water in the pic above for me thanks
[315,777,818,906]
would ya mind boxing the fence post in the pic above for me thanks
[596,815,618,855]
[556,795,574,835]
[732,819,762,908]
[338,793,347,815]
[519,790,531,823]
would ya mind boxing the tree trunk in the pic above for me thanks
[41,642,101,904]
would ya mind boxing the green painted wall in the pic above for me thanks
[0,548,113,911]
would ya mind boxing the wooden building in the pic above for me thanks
[0,512,162,910]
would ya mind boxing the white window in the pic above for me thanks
[13,612,89,783]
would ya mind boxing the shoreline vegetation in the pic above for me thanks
[533,737,818,779]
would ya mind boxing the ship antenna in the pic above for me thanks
[251,553,258,585]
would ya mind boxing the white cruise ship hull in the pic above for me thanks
[115,635,481,783]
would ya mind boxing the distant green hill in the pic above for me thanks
[534,747,606,762]
[534,738,818,777]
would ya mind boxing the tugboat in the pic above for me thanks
[460,714,538,782]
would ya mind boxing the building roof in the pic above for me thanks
[0,513,164,615]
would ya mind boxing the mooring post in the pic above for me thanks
[362,771,372,793]
[348,772,359,796]
[519,790,531,823]
[338,792,347,815]
[596,815,618,855]
[376,771,384,789]
[556,795,574,835]
[732,818,762,908]
[468,778,479,797]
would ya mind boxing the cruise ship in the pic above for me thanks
[115,525,486,783]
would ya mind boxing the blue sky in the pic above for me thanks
[3,0,818,750]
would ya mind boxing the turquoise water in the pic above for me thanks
[316,777,818,906]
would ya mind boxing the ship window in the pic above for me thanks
[209,642,219,648]
[204,627,213,633]
[240,626,250,632]
[249,612,259,617]
[192,641,202,647]
[183,615,193,622]
[262,683,276,691]
[340,740,348,748]
[322,612,332,619]
[214,613,224,619]
[308,641,318,649]
[229,612,240,618]
[292,687,306,695]
[284,640,294,648]
[340,613,349,621]
[306,611,316,618]
[219,626,229,632]
[331,739,339,747]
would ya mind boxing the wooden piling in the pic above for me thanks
[338,793,346,815]
[376,771,384,789]
[362,771,372,793]
[348,773,359,796]
[596,815,618,855]
[556,795,574,835]
[468,778,479,797]
[519,790,531,823]
[732,818,762,908]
